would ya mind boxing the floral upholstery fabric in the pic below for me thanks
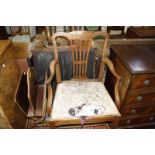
[48,81,120,121]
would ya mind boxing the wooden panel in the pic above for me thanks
[27,67,47,117]
[35,85,46,116]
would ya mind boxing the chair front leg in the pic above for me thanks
[46,59,57,116]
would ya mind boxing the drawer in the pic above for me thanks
[121,105,150,116]
[118,115,155,127]
[129,74,155,91]
[118,117,144,127]
[126,92,155,105]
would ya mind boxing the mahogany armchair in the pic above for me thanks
[46,31,121,128]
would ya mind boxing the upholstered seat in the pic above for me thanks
[46,81,120,125]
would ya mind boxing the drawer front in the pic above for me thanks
[118,117,143,127]
[129,74,155,91]
[121,105,149,116]
[126,92,155,105]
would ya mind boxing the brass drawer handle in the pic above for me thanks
[144,80,151,87]
[126,120,131,124]
[131,109,136,114]
[137,96,143,102]
[149,116,154,121]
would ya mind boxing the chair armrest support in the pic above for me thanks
[46,59,57,116]
[46,59,57,84]
[102,57,121,109]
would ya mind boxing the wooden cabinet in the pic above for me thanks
[106,44,155,128]
[126,27,155,38]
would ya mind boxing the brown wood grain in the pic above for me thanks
[111,44,155,74]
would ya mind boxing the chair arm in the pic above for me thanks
[102,57,121,109]
[46,59,57,116]
[46,59,57,84]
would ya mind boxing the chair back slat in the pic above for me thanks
[70,38,91,78]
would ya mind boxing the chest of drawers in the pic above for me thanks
[106,44,155,128]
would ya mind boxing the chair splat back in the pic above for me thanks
[70,37,92,79]
[52,31,94,81]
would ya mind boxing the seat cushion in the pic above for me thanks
[48,81,120,123]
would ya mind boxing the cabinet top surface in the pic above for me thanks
[110,44,155,74]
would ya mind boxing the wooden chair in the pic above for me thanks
[14,67,49,128]
[46,31,121,128]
